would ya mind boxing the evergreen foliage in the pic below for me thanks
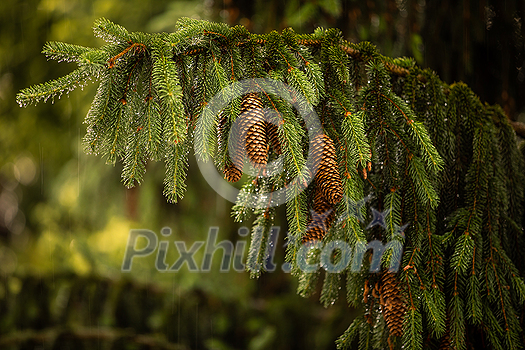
[18,17,525,350]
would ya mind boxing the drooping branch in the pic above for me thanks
[173,28,525,137]
[16,17,525,350]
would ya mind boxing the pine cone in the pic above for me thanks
[311,184,336,225]
[266,121,282,155]
[217,111,228,152]
[223,162,242,182]
[239,93,268,166]
[439,333,451,350]
[380,272,406,337]
[219,112,244,182]
[302,185,336,243]
[439,314,451,350]
[223,93,267,181]
[311,134,343,205]
[302,226,325,243]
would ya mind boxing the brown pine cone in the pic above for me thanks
[217,111,228,152]
[302,226,325,244]
[239,93,268,166]
[219,111,244,182]
[380,272,406,337]
[223,162,243,182]
[266,121,282,155]
[439,314,451,350]
[439,333,451,350]
[311,133,343,205]
[302,185,337,243]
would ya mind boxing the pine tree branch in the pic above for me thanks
[18,17,525,349]
[178,30,525,139]
[108,42,147,68]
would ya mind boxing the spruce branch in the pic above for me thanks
[17,17,525,350]
[42,41,92,63]
[17,65,99,106]
[93,17,132,44]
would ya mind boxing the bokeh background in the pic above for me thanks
[1,0,524,349]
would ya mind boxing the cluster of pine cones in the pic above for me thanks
[221,93,407,338]
[219,93,343,243]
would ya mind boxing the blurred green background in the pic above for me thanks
[1,0,524,349]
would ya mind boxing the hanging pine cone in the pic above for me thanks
[217,111,228,152]
[266,121,282,155]
[380,272,406,337]
[239,93,268,166]
[312,183,336,225]
[439,332,451,350]
[223,130,244,182]
[311,133,343,205]
[219,111,244,183]
[302,226,325,243]
[223,93,267,181]
[438,314,451,350]
[302,185,336,243]
[223,162,243,182]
